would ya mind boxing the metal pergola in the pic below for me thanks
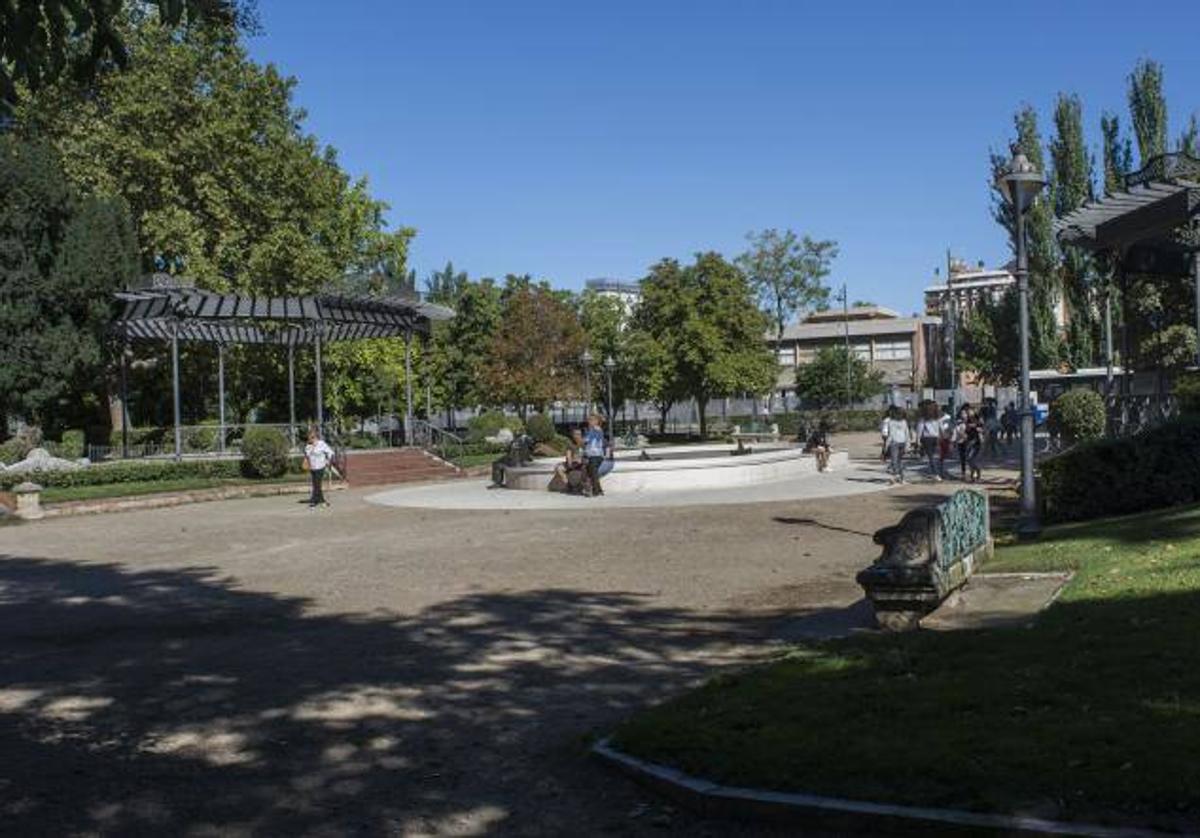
[1055,152,1200,396]
[113,284,455,459]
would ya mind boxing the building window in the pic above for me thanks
[874,339,912,361]
[776,347,794,364]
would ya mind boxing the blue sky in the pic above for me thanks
[248,0,1200,315]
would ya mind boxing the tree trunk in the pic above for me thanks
[697,395,708,438]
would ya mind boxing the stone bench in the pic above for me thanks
[855,489,993,631]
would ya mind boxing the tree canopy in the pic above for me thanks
[0,136,139,435]
[735,228,836,345]
[15,17,392,294]
[632,253,775,435]
[794,346,884,409]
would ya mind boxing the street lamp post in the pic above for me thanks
[603,355,616,448]
[835,283,851,409]
[581,349,593,420]
[995,149,1048,539]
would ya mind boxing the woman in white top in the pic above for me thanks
[916,402,944,482]
[304,428,335,508]
[882,406,912,484]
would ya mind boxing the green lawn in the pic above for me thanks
[612,503,1200,831]
[43,474,307,504]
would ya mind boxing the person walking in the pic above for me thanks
[964,409,984,482]
[916,403,943,482]
[882,406,912,484]
[954,405,971,480]
[304,428,335,508]
[583,414,607,497]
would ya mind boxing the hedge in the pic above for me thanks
[0,456,305,491]
[1039,419,1200,523]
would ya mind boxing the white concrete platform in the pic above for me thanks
[503,444,846,493]
[364,462,894,511]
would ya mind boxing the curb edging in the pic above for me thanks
[591,738,1178,837]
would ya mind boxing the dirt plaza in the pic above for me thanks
[0,465,961,836]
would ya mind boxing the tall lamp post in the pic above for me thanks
[603,355,616,448]
[835,283,851,409]
[995,149,1048,539]
[581,349,594,419]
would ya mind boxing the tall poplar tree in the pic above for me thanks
[1128,59,1168,166]
[1050,93,1096,367]
[990,105,1062,370]
[1100,112,1133,195]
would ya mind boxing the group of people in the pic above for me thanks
[880,400,1014,484]
[549,414,609,496]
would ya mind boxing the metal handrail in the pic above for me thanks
[409,419,466,466]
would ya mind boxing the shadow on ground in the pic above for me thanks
[0,554,830,836]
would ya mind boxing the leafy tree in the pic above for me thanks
[0,0,251,112]
[578,289,630,417]
[1050,93,1097,367]
[1128,59,1167,165]
[426,278,502,423]
[1178,114,1198,157]
[15,17,387,294]
[794,346,884,409]
[990,106,1063,371]
[734,228,836,350]
[1100,111,1133,195]
[481,282,586,416]
[0,136,139,436]
[633,253,775,436]
[424,261,469,305]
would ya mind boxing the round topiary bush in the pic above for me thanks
[1049,389,1106,444]
[241,426,290,478]
[525,413,556,444]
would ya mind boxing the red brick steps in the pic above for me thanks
[341,448,463,488]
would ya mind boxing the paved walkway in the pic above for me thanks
[0,467,976,837]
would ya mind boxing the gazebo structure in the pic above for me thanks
[113,277,455,459]
[1056,152,1200,423]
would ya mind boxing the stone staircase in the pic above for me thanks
[341,447,463,488]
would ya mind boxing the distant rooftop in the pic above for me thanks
[804,305,899,323]
[585,277,641,295]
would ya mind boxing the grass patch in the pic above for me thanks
[43,474,307,504]
[454,452,501,469]
[612,503,1200,830]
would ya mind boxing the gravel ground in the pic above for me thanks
[0,460,967,837]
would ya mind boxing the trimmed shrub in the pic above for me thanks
[1039,419,1200,522]
[184,424,220,454]
[1048,390,1106,444]
[241,427,290,478]
[1175,372,1200,417]
[59,430,86,459]
[525,413,556,444]
[0,438,30,466]
[466,411,524,443]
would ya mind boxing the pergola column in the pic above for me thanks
[287,343,296,447]
[120,340,130,459]
[404,328,414,445]
[217,343,226,454]
[171,321,182,461]
[1193,248,1200,368]
[314,329,324,432]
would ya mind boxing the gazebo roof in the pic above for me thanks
[114,287,455,345]
[1056,153,1200,271]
